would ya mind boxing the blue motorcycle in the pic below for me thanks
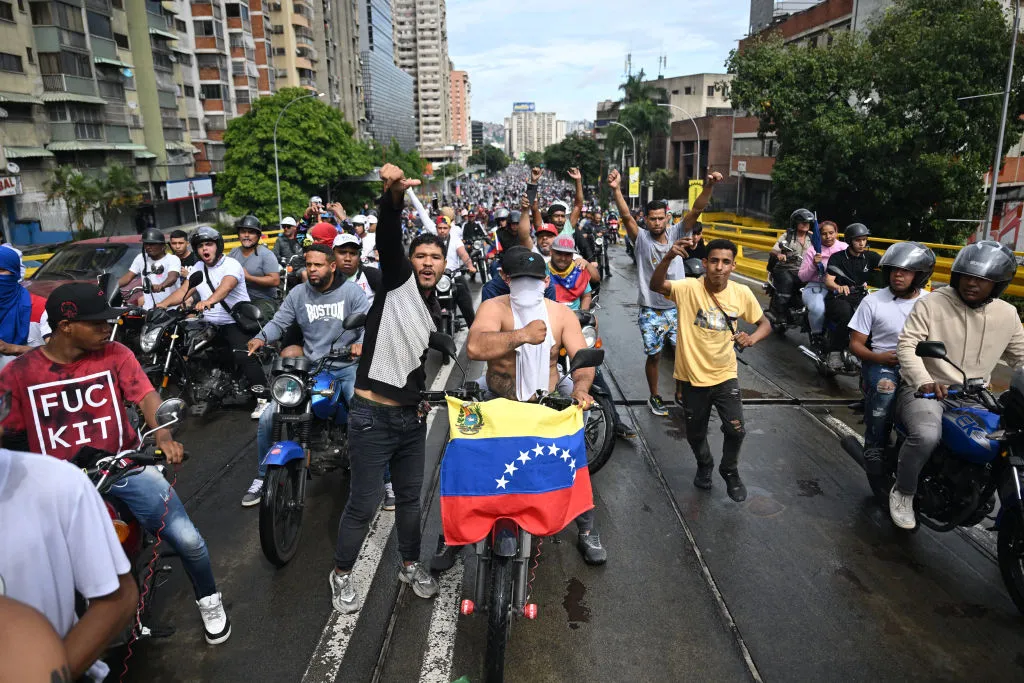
[258,312,366,567]
[844,340,1024,614]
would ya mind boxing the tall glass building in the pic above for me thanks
[359,0,415,150]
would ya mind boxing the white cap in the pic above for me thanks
[281,216,297,227]
[310,195,322,204]
[351,215,367,225]
[365,215,378,225]
[333,233,361,248]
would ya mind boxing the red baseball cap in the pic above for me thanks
[309,222,338,246]
[536,223,558,237]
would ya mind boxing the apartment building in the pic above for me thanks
[358,0,413,148]
[448,68,468,147]
[321,0,361,128]
[503,109,558,159]
[392,0,451,161]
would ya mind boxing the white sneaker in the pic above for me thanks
[250,398,270,420]
[330,570,361,614]
[241,478,263,507]
[196,592,231,645]
[889,485,916,529]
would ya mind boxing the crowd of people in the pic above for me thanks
[0,157,1021,679]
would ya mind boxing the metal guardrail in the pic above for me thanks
[22,229,284,278]
[703,222,1024,298]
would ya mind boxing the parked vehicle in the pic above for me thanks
[24,235,144,305]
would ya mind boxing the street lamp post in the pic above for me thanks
[275,92,325,226]
[609,121,637,208]
[658,102,701,183]
[984,0,1020,240]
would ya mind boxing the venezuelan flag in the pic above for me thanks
[440,397,594,545]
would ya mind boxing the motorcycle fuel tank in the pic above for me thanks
[311,370,348,424]
[940,407,1001,464]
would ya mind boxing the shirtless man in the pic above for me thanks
[443,246,606,566]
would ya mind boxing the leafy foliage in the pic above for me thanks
[543,133,602,184]
[372,138,427,180]
[96,163,143,234]
[727,0,1024,241]
[437,163,463,178]
[523,151,544,168]
[219,88,373,226]
[468,146,510,173]
[46,164,141,235]
[650,168,687,200]
[46,166,98,234]
[604,69,670,186]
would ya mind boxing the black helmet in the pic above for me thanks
[790,208,814,231]
[509,209,522,224]
[879,242,936,291]
[494,208,510,220]
[950,240,1018,301]
[190,225,224,261]
[844,223,870,241]
[236,215,262,234]
[141,228,165,245]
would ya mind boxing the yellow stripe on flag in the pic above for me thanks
[445,397,583,442]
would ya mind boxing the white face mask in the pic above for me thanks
[508,277,546,308]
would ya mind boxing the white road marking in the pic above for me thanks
[418,557,465,683]
[820,413,863,443]
[301,329,467,683]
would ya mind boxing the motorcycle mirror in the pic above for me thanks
[188,271,204,288]
[231,301,264,335]
[155,397,186,427]
[915,341,947,359]
[343,312,367,330]
[97,272,122,306]
[428,331,458,359]
[569,348,605,373]
[683,258,706,278]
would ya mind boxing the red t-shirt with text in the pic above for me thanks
[0,342,154,460]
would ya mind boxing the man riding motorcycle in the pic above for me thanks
[848,242,935,476]
[890,240,1024,529]
[822,223,881,370]
[334,233,382,304]
[229,216,281,322]
[120,229,181,310]
[273,216,304,284]
[243,244,369,506]
[767,208,813,321]
[435,214,477,326]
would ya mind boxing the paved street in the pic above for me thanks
[118,244,1023,683]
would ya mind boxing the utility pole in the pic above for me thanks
[985,0,1020,239]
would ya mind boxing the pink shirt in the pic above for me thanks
[799,240,849,283]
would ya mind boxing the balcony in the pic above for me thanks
[299,76,316,88]
[161,111,182,128]
[226,17,251,31]
[33,27,88,51]
[86,0,111,10]
[199,66,227,81]
[42,74,99,97]
[195,36,226,51]
[163,127,184,141]
[90,36,118,61]
[104,102,129,125]
[290,12,309,29]
[295,56,312,70]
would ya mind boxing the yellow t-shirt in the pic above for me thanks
[669,277,763,387]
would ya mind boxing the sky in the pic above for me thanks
[446,0,751,124]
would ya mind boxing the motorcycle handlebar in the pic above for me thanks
[914,390,960,399]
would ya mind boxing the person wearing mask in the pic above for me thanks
[889,241,1024,529]
[0,282,231,646]
[822,223,881,370]
[169,229,198,278]
[610,168,723,417]
[435,214,477,326]
[767,209,813,321]
[119,229,181,310]
[333,233,381,304]
[0,248,46,371]
[651,238,771,502]
[330,164,443,614]
[242,244,369,506]
[848,242,935,476]
[798,220,847,351]
[229,216,280,321]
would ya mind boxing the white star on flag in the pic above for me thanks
[496,476,509,489]
[504,462,518,476]
[568,458,576,470]
[560,449,570,461]
[547,443,559,455]
[532,443,545,457]
[518,451,531,464]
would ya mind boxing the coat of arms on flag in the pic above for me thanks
[439,397,594,546]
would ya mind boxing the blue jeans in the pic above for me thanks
[108,467,217,599]
[862,361,900,457]
[257,363,357,477]
[801,282,827,334]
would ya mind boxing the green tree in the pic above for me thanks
[96,163,143,235]
[605,68,670,186]
[523,150,544,168]
[372,138,427,180]
[46,165,100,235]
[727,0,1024,241]
[650,168,686,199]
[543,133,601,184]
[468,146,509,173]
[437,162,463,178]
[219,88,374,225]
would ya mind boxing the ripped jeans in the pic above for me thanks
[677,378,745,473]
[862,361,900,463]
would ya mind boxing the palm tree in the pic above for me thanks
[607,69,671,188]
[46,165,100,235]
[97,163,143,235]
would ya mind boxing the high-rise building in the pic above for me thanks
[392,0,452,160]
[358,0,414,149]
[503,109,558,159]
[319,0,362,128]
[471,120,483,149]
[449,69,469,147]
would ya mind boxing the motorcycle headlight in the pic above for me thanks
[436,274,452,293]
[474,240,484,251]
[582,325,598,349]
[271,373,306,407]
[595,237,604,245]
[139,326,162,353]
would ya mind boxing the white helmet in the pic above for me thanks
[281,216,297,227]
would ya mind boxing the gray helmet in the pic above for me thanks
[790,208,814,231]
[879,242,936,291]
[236,214,262,234]
[844,223,870,241]
[190,225,224,260]
[141,228,165,245]
[509,209,522,223]
[494,208,510,220]
[950,240,1018,300]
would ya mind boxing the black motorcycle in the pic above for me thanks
[762,245,805,334]
[795,266,863,377]
[557,308,615,474]
[469,239,491,284]
[435,267,466,364]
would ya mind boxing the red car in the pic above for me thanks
[24,235,146,305]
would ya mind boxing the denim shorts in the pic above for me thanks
[638,306,678,356]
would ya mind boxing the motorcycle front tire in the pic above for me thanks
[998,507,1024,616]
[259,461,305,567]
[484,554,514,683]
[585,394,616,475]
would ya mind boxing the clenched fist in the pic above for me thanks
[520,319,548,345]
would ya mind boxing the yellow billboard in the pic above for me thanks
[628,167,639,198]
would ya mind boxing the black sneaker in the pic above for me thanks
[430,534,462,573]
[577,532,607,565]
[614,422,637,439]
[720,470,747,502]
[648,395,669,416]
[693,465,713,490]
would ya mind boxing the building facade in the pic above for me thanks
[503,109,558,159]
[392,0,451,160]
[449,68,468,146]
[470,119,483,148]
[358,0,413,148]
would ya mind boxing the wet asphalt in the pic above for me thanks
[116,244,1024,683]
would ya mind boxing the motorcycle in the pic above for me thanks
[470,239,491,284]
[279,253,304,298]
[137,272,269,415]
[593,228,611,279]
[435,267,467,364]
[796,266,863,378]
[71,397,188,644]
[258,312,366,566]
[843,340,1024,614]
[424,333,605,683]
[761,245,805,334]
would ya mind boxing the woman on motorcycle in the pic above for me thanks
[797,220,847,350]
[768,209,813,319]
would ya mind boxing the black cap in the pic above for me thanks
[46,283,127,326]
[501,246,547,280]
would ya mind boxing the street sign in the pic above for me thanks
[0,176,21,197]
[628,167,639,198]
[167,177,214,202]
[737,160,747,173]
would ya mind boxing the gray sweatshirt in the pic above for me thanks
[258,277,369,367]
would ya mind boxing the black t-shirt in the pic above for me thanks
[180,251,198,268]
[828,248,881,288]
[463,221,486,243]
[689,237,708,261]
[573,229,596,263]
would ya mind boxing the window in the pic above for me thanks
[39,50,91,77]
[113,31,128,48]
[193,18,216,35]
[671,89,678,95]
[25,47,33,63]
[683,86,692,95]
[0,51,24,72]
[235,89,250,104]
[110,0,121,7]
[87,10,111,38]
[707,85,715,97]
[16,0,22,11]
[200,83,223,99]
[0,2,13,21]
[184,84,194,97]
[188,116,199,131]
[174,18,185,31]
